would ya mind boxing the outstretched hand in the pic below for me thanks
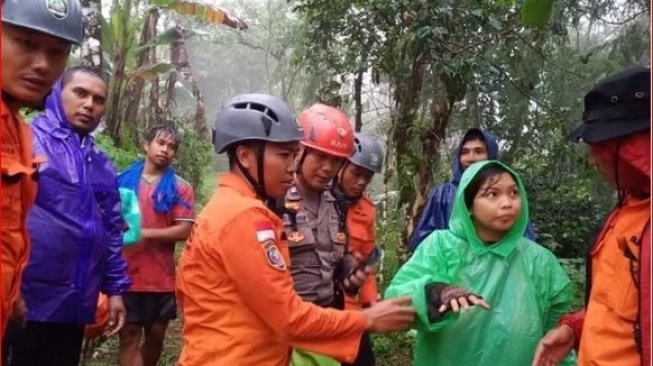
[532,325,575,366]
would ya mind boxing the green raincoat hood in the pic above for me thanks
[448,160,529,258]
[385,161,575,366]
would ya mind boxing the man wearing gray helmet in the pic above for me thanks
[334,133,385,366]
[1,0,84,341]
[176,94,415,365]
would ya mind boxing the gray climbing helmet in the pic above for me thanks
[2,0,84,45]
[213,93,304,154]
[349,133,384,174]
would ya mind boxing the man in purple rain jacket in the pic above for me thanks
[3,66,131,366]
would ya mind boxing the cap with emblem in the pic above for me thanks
[2,0,84,45]
[571,66,650,143]
[349,133,384,174]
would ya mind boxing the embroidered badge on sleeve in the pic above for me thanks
[263,242,286,271]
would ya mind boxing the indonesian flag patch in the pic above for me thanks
[254,221,286,270]
[255,221,276,243]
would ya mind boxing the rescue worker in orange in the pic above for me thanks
[532,66,650,366]
[1,0,84,338]
[334,133,385,366]
[176,93,415,366]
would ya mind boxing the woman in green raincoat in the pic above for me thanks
[385,160,576,366]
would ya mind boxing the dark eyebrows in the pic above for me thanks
[278,146,296,153]
[72,86,107,103]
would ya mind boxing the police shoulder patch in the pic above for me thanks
[263,241,286,271]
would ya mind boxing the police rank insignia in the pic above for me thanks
[285,200,302,211]
[264,242,286,271]
[287,231,304,242]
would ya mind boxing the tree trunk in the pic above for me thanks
[106,51,127,145]
[123,7,160,145]
[147,76,162,130]
[80,0,103,69]
[353,68,364,132]
[390,56,424,252]
[165,23,208,138]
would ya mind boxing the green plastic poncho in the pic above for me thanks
[291,349,340,366]
[385,160,576,366]
[119,187,142,246]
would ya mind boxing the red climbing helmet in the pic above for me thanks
[298,103,355,158]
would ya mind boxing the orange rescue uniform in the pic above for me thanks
[344,196,379,310]
[1,99,39,335]
[578,195,650,366]
[176,173,367,366]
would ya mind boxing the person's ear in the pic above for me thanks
[236,144,255,170]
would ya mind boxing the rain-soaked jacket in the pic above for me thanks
[410,128,536,251]
[386,160,575,366]
[21,77,131,324]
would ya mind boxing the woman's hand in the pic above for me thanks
[438,285,491,313]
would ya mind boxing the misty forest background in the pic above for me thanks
[49,0,651,364]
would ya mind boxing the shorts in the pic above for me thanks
[123,292,177,326]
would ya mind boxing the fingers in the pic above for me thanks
[532,343,545,366]
[449,299,460,312]
[387,296,413,306]
[103,312,118,337]
[439,294,491,314]
[347,269,368,287]
[468,295,491,310]
[458,296,470,310]
[104,313,125,337]
[116,310,126,333]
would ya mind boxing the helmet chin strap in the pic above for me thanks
[332,161,362,202]
[235,142,270,203]
[295,148,308,175]
[238,145,292,218]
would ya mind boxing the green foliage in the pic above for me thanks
[507,126,615,258]
[171,129,214,205]
[560,258,586,309]
[373,208,413,364]
[94,133,141,171]
[522,0,556,28]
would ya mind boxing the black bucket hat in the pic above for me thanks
[571,66,650,143]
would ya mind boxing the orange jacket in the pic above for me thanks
[176,173,367,366]
[578,196,649,366]
[560,132,651,366]
[344,196,379,310]
[1,100,39,337]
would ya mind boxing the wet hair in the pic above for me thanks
[62,65,106,86]
[461,128,486,146]
[464,163,519,209]
[145,125,181,147]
